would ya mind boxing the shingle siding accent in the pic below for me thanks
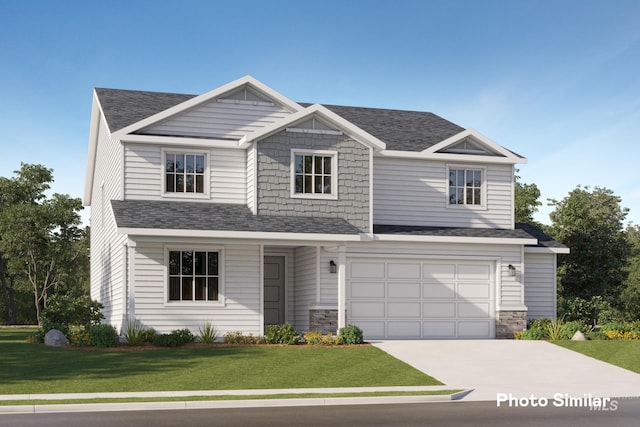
[256,131,370,232]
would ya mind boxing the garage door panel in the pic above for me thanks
[350,301,385,318]
[388,282,420,298]
[459,321,491,337]
[348,258,495,339]
[458,283,491,299]
[388,263,421,279]
[388,321,421,337]
[423,321,456,337]
[423,282,455,299]
[350,262,385,279]
[388,302,421,318]
[350,281,385,298]
[458,302,491,318]
[423,302,455,318]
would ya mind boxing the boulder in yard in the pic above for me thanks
[571,330,587,341]
[44,329,68,347]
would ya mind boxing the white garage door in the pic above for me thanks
[347,258,495,339]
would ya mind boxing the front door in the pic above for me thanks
[264,256,285,327]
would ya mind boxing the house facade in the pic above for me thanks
[84,76,568,340]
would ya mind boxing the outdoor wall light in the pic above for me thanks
[508,264,517,277]
[329,260,337,274]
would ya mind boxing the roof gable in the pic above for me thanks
[423,129,526,164]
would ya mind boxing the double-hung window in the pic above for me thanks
[291,150,337,199]
[168,250,219,302]
[448,167,483,206]
[164,152,206,194]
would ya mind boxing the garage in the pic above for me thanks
[347,258,496,339]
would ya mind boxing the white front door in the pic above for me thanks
[264,256,285,327]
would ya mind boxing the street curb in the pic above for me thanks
[0,390,471,414]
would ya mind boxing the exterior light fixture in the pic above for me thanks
[508,264,517,277]
[329,260,337,274]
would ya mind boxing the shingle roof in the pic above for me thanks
[111,200,362,235]
[515,223,568,249]
[373,224,534,240]
[94,88,465,151]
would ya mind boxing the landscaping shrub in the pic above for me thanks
[152,329,194,347]
[546,318,565,341]
[68,325,92,347]
[123,319,149,346]
[197,320,219,344]
[520,327,547,340]
[265,324,300,345]
[561,321,587,340]
[600,322,640,340]
[222,331,264,344]
[89,324,119,347]
[303,330,339,345]
[338,325,364,344]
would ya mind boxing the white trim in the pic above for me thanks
[337,245,346,330]
[290,149,339,200]
[84,94,102,205]
[369,148,374,234]
[286,128,343,136]
[366,233,537,245]
[259,244,265,335]
[126,239,136,322]
[163,245,225,307]
[217,98,275,107]
[377,149,526,164]
[112,75,303,139]
[241,104,386,151]
[423,129,527,163]
[520,245,526,307]
[160,148,211,199]
[445,164,487,210]
[264,250,289,325]
[315,247,321,305]
[524,246,570,254]
[120,134,240,149]
[120,228,361,241]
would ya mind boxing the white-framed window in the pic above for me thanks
[167,248,222,303]
[447,166,485,206]
[290,149,338,199]
[162,149,209,198]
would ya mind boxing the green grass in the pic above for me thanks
[0,390,462,406]
[0,328,441,395]
[553,340,640,374]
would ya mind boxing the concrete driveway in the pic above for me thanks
[373,340,640,402]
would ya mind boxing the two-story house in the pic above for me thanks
[84,75,568,340]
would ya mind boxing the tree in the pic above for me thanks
[0,164,86,324]
[514,170,542,225]
[620,224,640,320]
[548,186,630,305]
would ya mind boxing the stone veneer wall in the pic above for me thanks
[496,310,527,339]
[256,131,370,232]
[309,309,338,334]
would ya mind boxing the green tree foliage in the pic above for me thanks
[0,164,87,325]
[620,224,640,320]
[548,186,630,305]
[514,170,542,225]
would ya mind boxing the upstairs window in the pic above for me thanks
[165,152,206,194]
[449,167,483,206]
[168,250,219,301]
[291,150,338,199]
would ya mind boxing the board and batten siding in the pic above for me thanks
[123,144,247,204]
[138,100,293,140]
[346,241,524,310]
[89,114,127,330]
[131,240,262,335]
[524,252,557,320]
[373,157,513,229]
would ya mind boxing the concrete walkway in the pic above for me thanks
[373,340,640,402]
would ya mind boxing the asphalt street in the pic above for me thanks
[2,400,639,427]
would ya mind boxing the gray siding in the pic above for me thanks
[524,252,557,320]
[373,157,513,229]
[138,99,292,140]
[257,131,370,232]
[132,239,262,335]
[123,144,246,204]
[89,115,127,330]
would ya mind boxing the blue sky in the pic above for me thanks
[1,0,639,226]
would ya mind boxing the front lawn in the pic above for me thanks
[553,340,640,374]
[0,328,441,394]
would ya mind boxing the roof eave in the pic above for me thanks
[118,227,362,241]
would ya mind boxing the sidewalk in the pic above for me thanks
[0,386,469,414]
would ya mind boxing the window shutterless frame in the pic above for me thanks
[290,149,338,200]
[161,148,210,199]
[446,165,487,209]
[164,246,224,306]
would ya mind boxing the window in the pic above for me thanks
[165,153,206,194]
[292,150,337,198]
[449,168,482,205]
[168,250,219,301]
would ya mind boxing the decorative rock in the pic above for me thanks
[44,329,68,347]
[571,330,587,341]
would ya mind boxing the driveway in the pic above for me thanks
[373,340,640,402]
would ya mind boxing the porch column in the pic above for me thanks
[337,245,346,330]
